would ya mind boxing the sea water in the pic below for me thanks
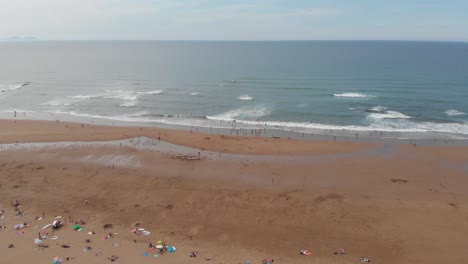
[0,41,467,139]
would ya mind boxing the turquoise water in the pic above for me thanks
[0,41,467,139]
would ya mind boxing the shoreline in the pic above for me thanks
[1,110,468,145]
[1,115,468,149]
[0,118,378,156]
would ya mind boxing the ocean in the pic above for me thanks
[0,41,467,140]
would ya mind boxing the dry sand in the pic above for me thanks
[0,119,467,264]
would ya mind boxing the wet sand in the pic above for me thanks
[0,119,467,264]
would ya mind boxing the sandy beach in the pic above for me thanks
[1,119,467,264]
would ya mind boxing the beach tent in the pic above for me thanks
[53,257,63,264]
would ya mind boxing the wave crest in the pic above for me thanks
[120,101,139,107]
[41,110,468,136]
[237,95,254,101]
[0,82,30,93]
[67,89,164,107]
[138,90,163,95]
[207,106,271,121]
[369,106,387,112]
[445,109,466,116]
[68,95,98,99]
[368,111,411,119]
[41,99,73,106]
[334,92,375,98]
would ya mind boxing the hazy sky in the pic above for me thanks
[1,0,467,41]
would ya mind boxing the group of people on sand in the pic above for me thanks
[299,248,371,262]
[1,199,123,261]
[11,199,24,216]
[1,199,372,263]
[147,241,174,255]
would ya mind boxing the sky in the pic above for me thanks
[1,0,467,41]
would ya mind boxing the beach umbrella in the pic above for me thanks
[53,257,63,264]
[73,224,80,230]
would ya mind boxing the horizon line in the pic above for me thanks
[2,39,468,43]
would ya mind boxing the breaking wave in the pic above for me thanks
[138,90,163,95]
[368,111,411,119]
[41,98,76,106]
[334,92,375,98]
[237,95,254,101]
[34,109,468,136]
[67,89,164,107]
[120,100,139,107]
[0,82,30,93]
[369,106,387,112]
[445,109,466,116]
[68,95,99,99]
[207,106,271,121]
[48,111,155,123]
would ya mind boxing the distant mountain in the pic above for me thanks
[4,36,39,42]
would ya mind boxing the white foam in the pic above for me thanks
[213,117,468,134]
[138,90,163,95]
[103,90,139,101]
[445,109,466,116]
[0,82,29,93]
[190,92,199,96]
[41,98,75,106]
[44,109,468,135]
[368,111,411,119]
[334,93,375,98]
[69,89,162,106]
[237,95,254,101]
[370,106,387,112]
[366,118,468,134]
[49,110,155,123]
[207,106,271,121]
[68,95,99,99]
[120,100,139,107]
